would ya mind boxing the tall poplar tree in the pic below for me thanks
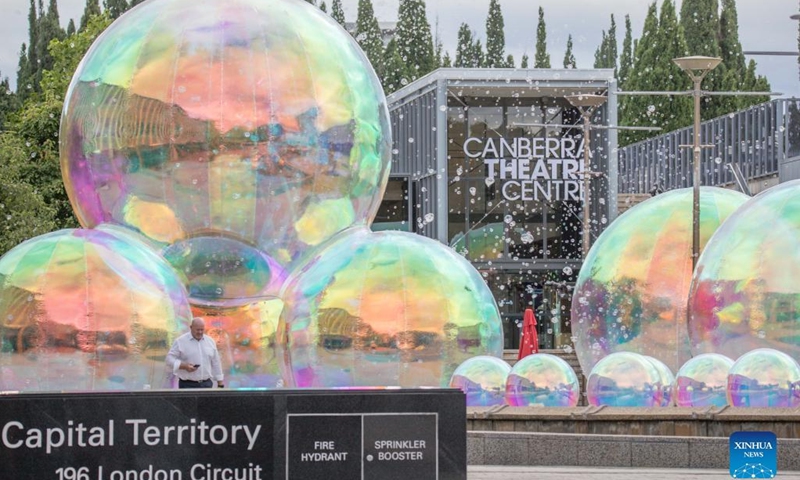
[395,0,436,81]
[455,24,484,68]
[563,35,576,69]
[331,0,346,26]
[680,0,722,119]
[618,15,634,85]
[593,15,617,75]
[80,0,101,31]
[485,0,506,68]
[354,0,384,77]
[621,1,691,145]
[17,0,38,99]
[521,53,529,68]
[320,2,327,13]
[34,0,66,87]
[103,0,129,19]
[382,38,406,94]
[534,7,550,68]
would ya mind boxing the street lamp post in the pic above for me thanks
[672,56,722,270]
[565,94,608,258]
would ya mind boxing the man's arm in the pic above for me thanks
[165,339,184,374]
[211,341,224,387]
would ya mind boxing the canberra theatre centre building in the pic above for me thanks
[376,68,620,350]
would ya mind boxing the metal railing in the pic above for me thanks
[619,98,800,194]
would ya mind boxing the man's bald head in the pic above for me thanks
[190,318,205,340]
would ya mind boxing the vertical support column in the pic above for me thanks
[435,77,449,245]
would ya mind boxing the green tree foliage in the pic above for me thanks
[0,133,57,256]
[1,13,113,250]
[395,0,436,81]
[66,19,76,36]
[716,0,768,115]
[680,0,725,119]
[618,15,634,84]
[534,7,550,68]
[563,34,576,69]
[129,0,145,6]
[330,0,346,26]
[16,0,38,100]
[0,75,16,132]
[441,51,452,67]
[320,2,327,13]
[354,0,384,78]
[621,0,691,145]
[520,53,529,68]
[382,38,407,94]
[80,0,101,31]
[103,0,129,19]
[505,54,514,68]
[593,15,617,76]
[455,23,482,68]
[305,0,317,4]
[484,0,506,68]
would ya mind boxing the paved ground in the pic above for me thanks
[467,466,800,479]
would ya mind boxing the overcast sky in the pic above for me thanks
[1,0,798,97]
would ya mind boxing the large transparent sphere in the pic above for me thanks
[0,229,191,391]
[646,356,675,407]
[675,353,733,408]
[278,228,504,388]
[505,353,580,407]
[586,352,662,407]
[190,299,283,388]
[727,348,800,408]
[572,187,747,374]
[60,0,391,290]
[449,356,510,407]
[690,180,800,363]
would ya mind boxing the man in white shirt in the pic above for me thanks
[166,318,225,389]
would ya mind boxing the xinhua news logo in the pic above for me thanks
[729,431,777,478]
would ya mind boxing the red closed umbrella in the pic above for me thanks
[517,308,539,360]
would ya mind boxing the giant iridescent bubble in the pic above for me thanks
[572,187,748,374]
[190,299,283,389]
[689,180,800,362]
[59,0,392,297]
[0,229,191,391]
[278,228,504,388]
[727,348,800,408]
[449,356,510,406]
[586,352,662,407]
[505,353,580,407]
[645,356,675,407]
[675,353,733,408]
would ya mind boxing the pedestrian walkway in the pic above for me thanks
[467,465,800,479]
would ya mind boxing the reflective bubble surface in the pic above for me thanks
[190,298,283,388]
[690,180,800,364]
[572,187,747,374]
[450,355,510,406]
[163,236,286,307]
[675,353,733,408]
[727,348,800,408]
[278,228,504,388]
[645,356,675,407]
[60,0,391,278]
[586,352,662,407]
[0,229,191,391]
[505,353,580,407]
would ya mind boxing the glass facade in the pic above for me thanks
[385,70,617,352]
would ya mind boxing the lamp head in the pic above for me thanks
[672,56,722,73]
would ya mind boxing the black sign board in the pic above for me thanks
[0,389,465,480]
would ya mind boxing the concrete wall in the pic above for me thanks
[468,431,800,470]
[467,406,800,438]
